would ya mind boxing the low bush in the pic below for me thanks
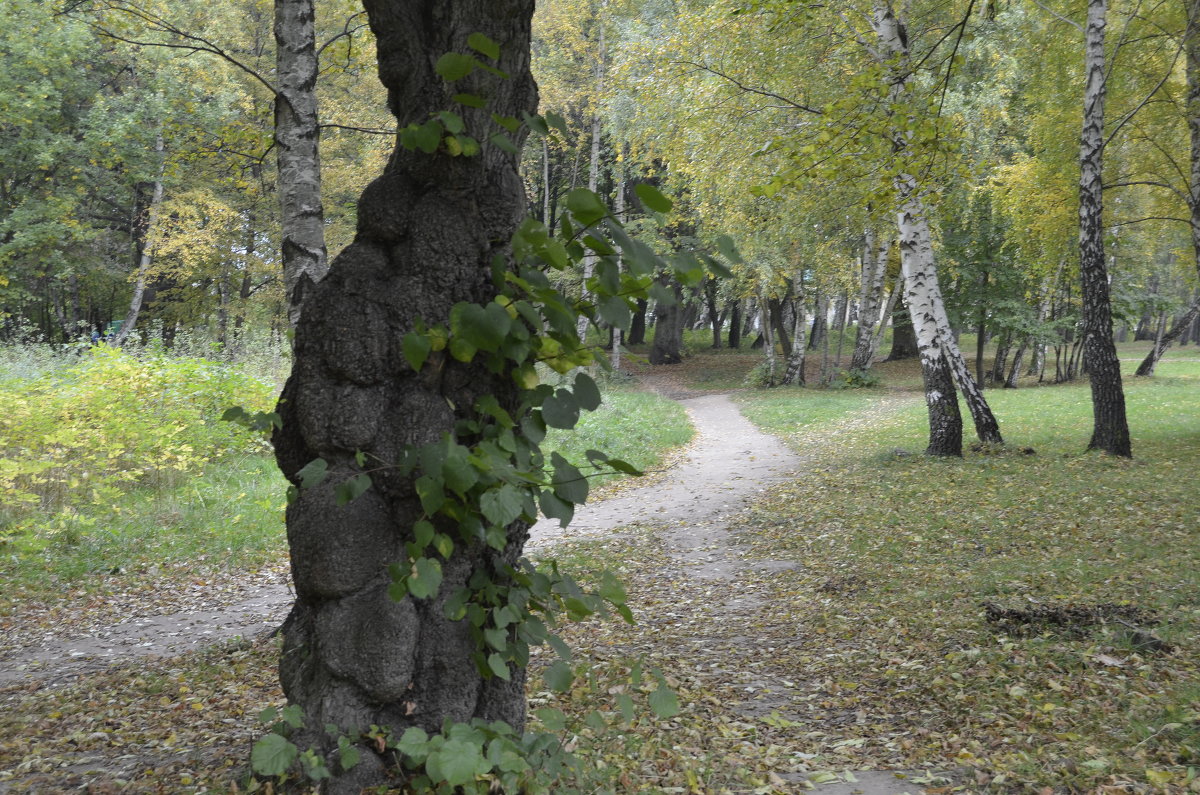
[0,346,275,521]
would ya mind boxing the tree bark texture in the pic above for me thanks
[781,271,808,385]
[872,1,1000,449]
[649,277,684,364]
[1078,0,1132,457]
[272,2,537,788]
[275,0,329,328]
[849,227,889,371]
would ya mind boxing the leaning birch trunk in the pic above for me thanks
[113,131,165,348]
[781,271,808,385]
[849,227,888,371]
[1078,0,1132,456]
[871,1,1000,450]
[275,0,329,328]
[1144,9,1200,375]
[1136,297,1200,376]
[871,273,903,356]
[576,7,606,342]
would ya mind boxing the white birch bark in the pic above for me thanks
[113,132,165,348]
[781,270,808,385]
[577,4,607,342]
[849,226,888,371]
[870,1,1001,447]
[275,0,328,328]
[1077,0,1131,456]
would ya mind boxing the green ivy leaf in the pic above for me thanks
[634,183,673,213]
[428,739,489,787]
[396,726,431,761]
[490,132,519,154]
[415,475,445,516]
[335,473,372,506]
[296,458,328,490]
[649,683,680,719]
[453,92,487,108]
[716,234,744,264]
[566,188,607,226]
[407,557,443,600]
[598,295,632,330]
[538,490,574,527]
[484,627,508,651]
[488,652,511,680]
[467,32,500,60]
[437,111,465,134]
[541,389,579,430]
[544,660,573,692]
[251,734,299,777]
[573,372,601,411]
[551,452,588,505]
[435,52,476,81]
[480,483,524,526]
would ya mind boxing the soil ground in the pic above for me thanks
[0,356,942,793]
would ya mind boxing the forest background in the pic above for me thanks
[1,0,1199,792]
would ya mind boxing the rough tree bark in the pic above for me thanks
[275,0,330,327]
[649,277,684,364]
[1078,0,1132,456]
[849,226,889,371]
[871,0,1001,451]
[272,1,537,789]
[780,270,808,385]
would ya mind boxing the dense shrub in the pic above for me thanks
[0,346,275,516]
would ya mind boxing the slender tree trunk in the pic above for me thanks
[728,299,742,348]
[781,271,808,385]
[871,273,901,355]
[758,286,776,385]
[1078,0,1132,456]
[628,298,647,344]
[612,160,625,370]
[576,8,606,342]
[113,132,165,347]
[872,1,999,449]
[273,2,537,787]
[850,228,889,371]
[833,290,849,368]
[975,269,988,386]
[275,0,329,328]
[704,278,721,348]
[1136,297,1200,375]
[541,137,551,225]
[769,297,792,358]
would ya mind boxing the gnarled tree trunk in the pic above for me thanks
[272,1,537,789]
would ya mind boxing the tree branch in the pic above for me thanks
[674,61,823,114]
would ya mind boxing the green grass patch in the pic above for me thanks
[0,454,288,611]
[731,358,1200,791]
[544,385,692,488]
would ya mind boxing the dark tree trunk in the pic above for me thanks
[272,2,538,789]
[728,299,742,348]
[627,297,647,344]
[885,293,919,360]
[704,278,721,348]
[808,292,826,351]
[1078,0,1131,457]
[769,297,791,358]
[649,277,684,364]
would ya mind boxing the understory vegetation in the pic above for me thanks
[1,343,1198,792]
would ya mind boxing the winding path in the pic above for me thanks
[1,393,797,685]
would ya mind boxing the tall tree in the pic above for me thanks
[275,0,330,326]
[1078,0,1132,456]
[272,1,538,789]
